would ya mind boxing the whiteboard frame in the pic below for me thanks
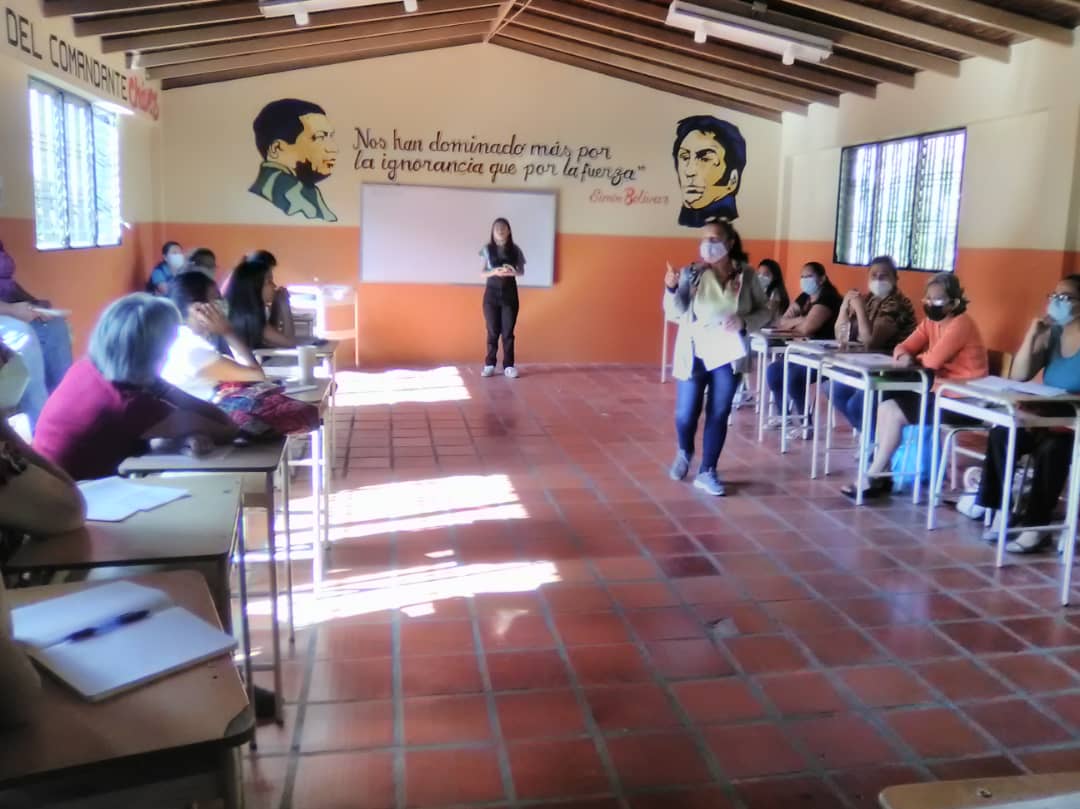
[359,182,558,288]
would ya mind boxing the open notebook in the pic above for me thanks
[78,476,189,522]
[11,581,236,702]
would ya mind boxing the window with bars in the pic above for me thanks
[28,79,122,251]
[834,129,966,273]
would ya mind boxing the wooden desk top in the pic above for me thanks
[880,773,1080,809]
[5,476,241,573]
[0,571,252,787]
[118,437,285,476]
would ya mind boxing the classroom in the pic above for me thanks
[2,0,1080,807]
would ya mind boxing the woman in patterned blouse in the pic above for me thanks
[828,256,917,432]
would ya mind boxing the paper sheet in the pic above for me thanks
[968,376,1069,398]
[78,476,189,522]
[831,353,897,367]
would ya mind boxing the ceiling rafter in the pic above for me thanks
[486,0,518,41]
[498,26,808,113]
[100,0,499,53]
[527,0,880,95]
[135,7,493,68]
[43,0,214,15]
[75,2,259,37]
[580,0,957,75]
[513,12,840,105]
[146,20,489,80]
[900,0,1073,44]
[162,35,478,89]
[494,35,784,121]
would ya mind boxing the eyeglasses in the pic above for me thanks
[922,299,949,306]
[1048,293,1079,304]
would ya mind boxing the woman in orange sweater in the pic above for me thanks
[842,273,988,500]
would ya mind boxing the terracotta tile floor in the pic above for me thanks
[244,365,1080,809]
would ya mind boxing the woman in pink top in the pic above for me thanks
[843,273,988,500]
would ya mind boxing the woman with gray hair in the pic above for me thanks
[31,293,236,480]
[842,272,988,500]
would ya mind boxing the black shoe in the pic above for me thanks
[254,685,278,721]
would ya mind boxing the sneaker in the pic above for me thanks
[1007,529,1049,554]
[693,470,726,496]
[481,365,495,378]
[981,511,1004,542]
[786,425,813,441]
[669,451,691,481]
[504,367,519,379]
[956,493,986,520]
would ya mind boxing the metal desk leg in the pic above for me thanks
[781,355,790,454]
[757,349,768,443]
[311,426,324,595]
[660,321,669,384]
[234,509,256,750]
[928,402,945,530]
[282,453,295,644]
[811,374,824,478]
[1059,417,1080,605]
[322,420,331,553]
[855,378,875,507]
[328,355,337,479]
[996,423,1019,568]
[912,378,929,506]
[264,471,284,724]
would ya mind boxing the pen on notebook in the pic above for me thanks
[63,609,151,643]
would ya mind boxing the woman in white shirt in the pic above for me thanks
[663,221,770,495]
[162,271,265,399]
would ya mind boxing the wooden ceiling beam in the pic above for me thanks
[781,0,1012,61]
[579,0,955,76]
[900,0,1073,45]
[485,0,517,41]
[43,0,211,15]
[162,36,477,89]
[528,0,877,96]
[499,26,806,113]
[136,7,493,67]
[101,0,498,53]
[75,2,259,37]
[514,12,839,105]
[147,21,489,79]
[494,36,783,122]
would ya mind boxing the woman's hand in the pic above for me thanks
[722,315,745,332]
[664,263,678,290]
[894,352,915,368]
[7,302,39,323]
[1028,316,1052,337]
[191,302,231,337]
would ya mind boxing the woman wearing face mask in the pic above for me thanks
[147,241,186,295]
[0,341,84,537]
[756,259,790,325]
[481,218,525,379]
[764,262,842,427]
[664,220,770,495]
[162,271,265,401]
[957,275,1080,552]
[841,273,987,500]
[829,256,917,431]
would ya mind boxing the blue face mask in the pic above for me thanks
[1048,297,1075,326]
[800,277,820,297]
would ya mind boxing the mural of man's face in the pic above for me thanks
[270,113,338,186]
[677,129,739,210]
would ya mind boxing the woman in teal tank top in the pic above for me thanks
[967,274,1080,553]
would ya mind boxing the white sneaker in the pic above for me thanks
[504,367,519,379]
[956,493,986,520]
[481,365,495,378]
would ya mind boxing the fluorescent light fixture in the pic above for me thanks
[258,0,419,26]
[666,0,832,65]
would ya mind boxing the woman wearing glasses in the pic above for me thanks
[842,273,987,500]
[957,275,1080,552]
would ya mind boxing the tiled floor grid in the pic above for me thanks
[241,365,1080,809]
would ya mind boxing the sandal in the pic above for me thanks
[1005,530,1051,554]
[841,477,891,501]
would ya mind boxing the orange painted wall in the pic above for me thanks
[776,240,1079,353]
[161,222,779,366]
[1,218,160,354]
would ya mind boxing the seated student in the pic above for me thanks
[962,275,1080,553]
[829,256,918,431]
[755,258,790,326]
[147,241,185,295]
[0,342,84,537]
[33,294,237,480]
[0,242,74,428]
[163,271,266,400]
[225,251,304,350]
[185,247,219,280]
[764,262,842,422]
[842,273,988,500]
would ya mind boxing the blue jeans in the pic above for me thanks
[675,358,740,473]
[0,316,72,431]
[766,360,817,416]
[828,381,871,433]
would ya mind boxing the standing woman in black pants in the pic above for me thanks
[480,218,525,379]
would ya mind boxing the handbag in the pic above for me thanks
[212,381,319,439]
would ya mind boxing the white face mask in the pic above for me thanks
[800,277,820,297]
[699,240,728,264]
[869,280,893,298]
[165,252,186,271]
[0,353,30,411]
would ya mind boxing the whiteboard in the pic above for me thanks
[360,183,556,287]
